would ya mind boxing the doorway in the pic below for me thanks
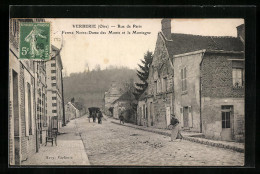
[166,107,171,127]
[12,70,20,165]
[183,107,189,128]
[221,105,234,141]
[150,102,153,126]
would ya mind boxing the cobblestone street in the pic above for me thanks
[76,116,244,166]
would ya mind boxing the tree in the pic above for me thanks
[94,64,101,71]
[134,51,153,99]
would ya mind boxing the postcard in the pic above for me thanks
[9,17,245,166]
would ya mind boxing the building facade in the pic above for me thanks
[137,19,174,129]
[137,19,245,142]
[34,61,48,147]
[9,18,47,165]
[104,82,123,115]
[65,102,80,122]
[112,91,136,121]
[200,51,245,141]
[46,45,64,131]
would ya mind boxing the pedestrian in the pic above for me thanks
[92,111,96,123]
[170,114,183,142]
[119,112,124,124]
[97,110,103,124]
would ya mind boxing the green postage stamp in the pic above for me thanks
[19,22,50,60]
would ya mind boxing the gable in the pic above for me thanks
[149,33,173,82]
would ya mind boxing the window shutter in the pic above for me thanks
[25,86,29,136]
[31,91,34,135]
[188,106,193,127]
[180,107,184,127]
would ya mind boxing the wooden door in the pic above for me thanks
[183,107,189,128]
[12,70,20,165]
[166,107,171,127]
[150,102,154,126]
[221,106,233,141]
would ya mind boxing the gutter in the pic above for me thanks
[61,70,66,127]
[199,51,206,133]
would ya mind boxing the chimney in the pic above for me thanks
[161,18,172,40]
[236,24,245,44]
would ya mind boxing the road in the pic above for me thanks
[75,115,244,166]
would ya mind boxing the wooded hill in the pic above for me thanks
[63,67,138,109]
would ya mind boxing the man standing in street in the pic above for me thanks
[97,110,103,124]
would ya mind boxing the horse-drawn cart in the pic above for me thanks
[88,107,100,122]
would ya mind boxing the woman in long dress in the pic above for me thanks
[170,114,183,141]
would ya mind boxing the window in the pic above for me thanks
[52,110,57,113]
[162,77,167,92]
[51,63,56,67]
[52,103,57,106]
[156,80,161,93]
[52,97,57,100]
[42,93,46,126]
[12,20,17,37]
[181,67,187,91]
[51,76,56,80]
[52,83,56,87]
[221,106,233,128]
[51,70,56,73]
[142,105,145,118]
[232,68,244,88]
[154,81,157,94]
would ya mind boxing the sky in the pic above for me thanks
[46,18,244,76]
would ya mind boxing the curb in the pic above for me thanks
[111,121,244,153]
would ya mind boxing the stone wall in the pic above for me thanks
[137,100,146,126]
[201,97,244,142]
[140,33,174,129]
[201,53,244,98]
[201,53,245,142]
[20,62,37,161]
[9,51,20,165]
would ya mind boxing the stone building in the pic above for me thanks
[9,18,46,165]
[172,25,245,141]
[137,19,174,129]
[104,82,123,114]
[65,102,80,122]
[34,61,48,147]
[46,45,64,131]
[112,91,136,123]
[137,19,245,142]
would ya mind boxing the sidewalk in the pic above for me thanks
[22,119,90,166]
[110,119,244,153]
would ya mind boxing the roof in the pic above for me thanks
[66,102,79,110]
[163,33,244,58]
[105,82,124,95]
[112,91,136,104]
